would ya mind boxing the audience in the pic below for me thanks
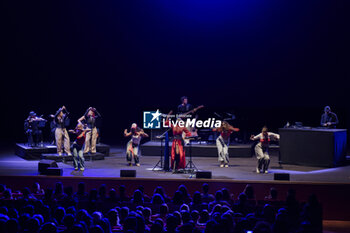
[0,182,323,233]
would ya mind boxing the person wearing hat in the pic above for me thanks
[24,111,44,147]
[124,123,149,166]
[78,107,102,154]
[54,106,71,156]
[320,106,339,128]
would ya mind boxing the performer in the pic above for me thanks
[320,106,339,128]
[49,114,56,145]
[250,126,280,174]
[213,121,239,167]
[78,107,101,154]
[24,111,45,147]
[165,111,191,172]
[69,123,89,171]
[124,123,149,166]
[177,96,194,115]
[54,106,71,156]
[177,96,204,144]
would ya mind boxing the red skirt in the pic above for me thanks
[171,139,186,169]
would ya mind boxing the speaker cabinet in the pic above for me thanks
[196,171,212,179]
[45,167,63,176]
[120,170,136,177]
[274,173,290,181]
[38,160,58,174]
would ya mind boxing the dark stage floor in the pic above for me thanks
[0,145,350,183]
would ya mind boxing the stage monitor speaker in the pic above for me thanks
[38,160,58,174]
[196,171,212,179]
[44,167,63,176]
[274,173,290,181]
[120,170,136,177]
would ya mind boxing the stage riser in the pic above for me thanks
[40,153,105,162]
[15,143,110,160]
[141,145,279,157]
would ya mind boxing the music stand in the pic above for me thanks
[185,136,199,173]
[152,128,171,171]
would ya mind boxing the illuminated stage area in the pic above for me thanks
[1,146,349,182]
[2,1,350,232]
[1,146,350,224]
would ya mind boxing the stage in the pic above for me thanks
[140,141,280,158]
[1,145,350,182]
[1,145,350,221]
[15,143,111,160]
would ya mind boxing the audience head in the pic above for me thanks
[178,185,189,198]
[202,183,210,194]
[214,190,223,202]
[172,191,184,205]
[132,190,144,204]
[89,189,98,201]
[270,187,278,200]
[54,207,66,224]
[32,182,41,193]
[27,217,40,233]
[54,182,63,195]
[221,188,231,201]
[39,222,57,233]
[63,214,75,229]
[6,218,19,233]
[98,184,107,198]
[107,209,119,226]
[198,210,209,224]
[119,185,126,195]
[0,184,6,193]
[160,204,169,216]
[192,191,202,205]
[77,182,86,195]
[253,221,271,233]
[150,221,164,233]
[154,186,166,200]
[244,184,255,199]
[152,193,165,205]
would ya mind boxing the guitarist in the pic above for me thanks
[177,96,194,115]
[177,96,204,144]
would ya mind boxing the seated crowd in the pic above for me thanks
[0,182,322,233]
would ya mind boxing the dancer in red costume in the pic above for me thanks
[165,111,191,172]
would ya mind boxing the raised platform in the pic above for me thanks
[15,143,110,160]
[140,141,280,157]
[41,152,105,162]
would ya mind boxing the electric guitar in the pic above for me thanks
[180,105,204,143]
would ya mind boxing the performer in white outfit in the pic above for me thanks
[250,126,280,173]
[54,106,71,156]
[78,107,102,154]
[213,121,239,167]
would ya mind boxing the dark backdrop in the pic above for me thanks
[1,0,349,145]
